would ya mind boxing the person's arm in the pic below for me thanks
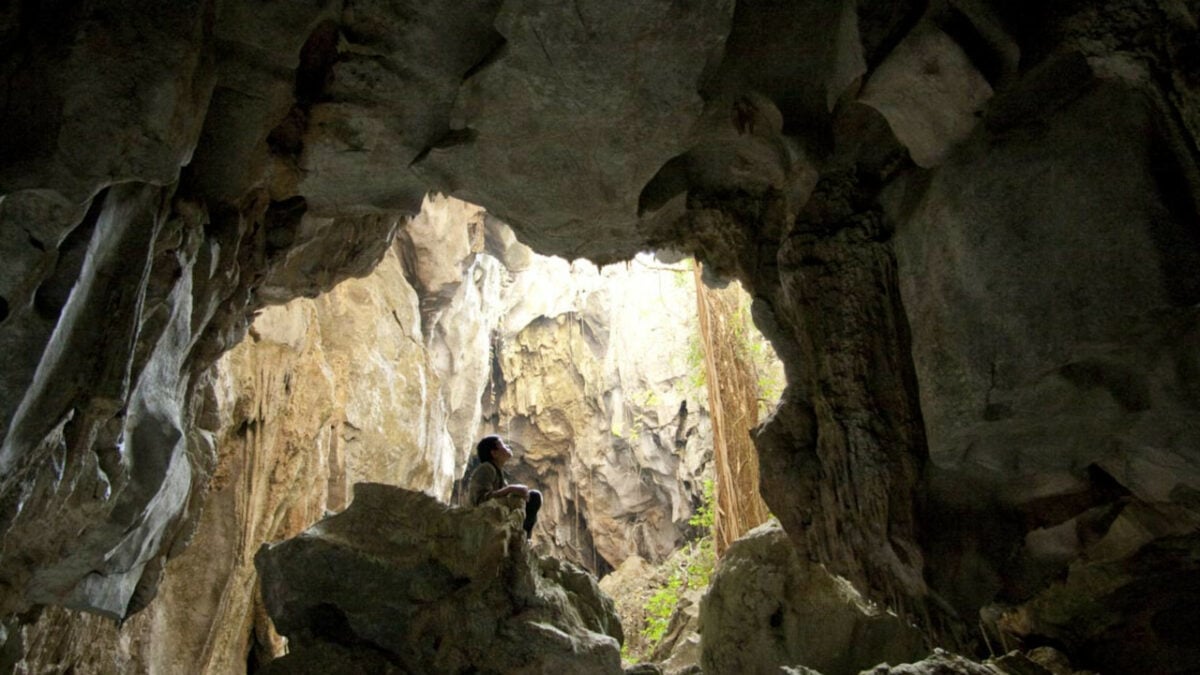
[490,484,529,499]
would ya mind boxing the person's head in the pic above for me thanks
[476,435,513,466]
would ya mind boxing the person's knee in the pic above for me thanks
[522,490,542,539]
[527,491,542,517]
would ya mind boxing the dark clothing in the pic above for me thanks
[467,461,541,539]
[523,490,542,539]
[468,461,506,506]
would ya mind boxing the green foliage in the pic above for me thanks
[638,478,717,654]
[642,575,683,646]
[683,537,715,589]
[688,478,715,530]
[611,419,642,443]
[635,389,661,409]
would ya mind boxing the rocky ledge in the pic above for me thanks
[254,483,623,674]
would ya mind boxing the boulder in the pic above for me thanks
[859,646,1097,675]
[859,649,1003,675]
[700,520,926,675]
[255,483,623,674]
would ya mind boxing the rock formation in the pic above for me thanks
[255,482,623,674]
[859,647,1096,675]
[700,520,926,675]
[479,247,715,574]
[1,0,1198,672]
[3,194,721,672]
[2,234,466,672]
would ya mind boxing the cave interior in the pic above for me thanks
[1,0,1199,673]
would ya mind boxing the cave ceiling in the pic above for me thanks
[1,0,1199,671]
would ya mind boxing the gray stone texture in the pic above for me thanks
[255,482,622,674]
[700,520,927,675]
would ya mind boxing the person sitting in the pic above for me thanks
[468,435,542,539]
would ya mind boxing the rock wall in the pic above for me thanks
[888,58,1200,671]
[0,0,406,626]
[482,249,713,574]
[860,647,1098,675]
[643,4,1200,670]
[3,233,476,673]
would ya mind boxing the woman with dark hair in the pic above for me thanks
[468,435,542,539]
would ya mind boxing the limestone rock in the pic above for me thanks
[0,5,213,202]
[413,0,736,263]
[2,224,482,672]
[859,22,993,168]
[858,647,1096,675]
[256,483,623,674]
[397,194,485,309]
[292,1,505,217]
[700,520,926,675]
[485,252,715,573]
[888,56,1200,670]
[859,649,1003,675]
[0,179,403,624]
[625,665,667,675]
[783,668,824,675]
[0,184,200,620]
[257,641,404,675]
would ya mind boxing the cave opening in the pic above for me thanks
[212,193,785,658]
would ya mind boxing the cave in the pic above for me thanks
[1,1,1199,674]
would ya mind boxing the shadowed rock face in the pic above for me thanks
[0,0,1198,672]
[255,483,623,674]
[700,520,926,675]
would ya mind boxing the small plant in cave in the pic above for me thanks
[628,419,643,443]
[635,388,661,408]
[642,574,684,646]
[689,478,715,531]
[638,479,717,655]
